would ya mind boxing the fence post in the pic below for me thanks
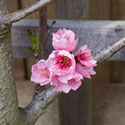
[54,0,91,125]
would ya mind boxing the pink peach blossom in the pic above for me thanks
[52,28,78,52]
[76,63,96,79]
[48,50,76,76]
[31,60,51,85]
[51,72,83,93]
[75,45,97,67]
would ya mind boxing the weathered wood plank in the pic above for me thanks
[110,0,125,84]
[8,0,18,12]
[54,0,88,19]
[59,80,91,125]
[92,83,125,125]
[89,0,110,20]
[11,19,125,60]
[111,0,125,20]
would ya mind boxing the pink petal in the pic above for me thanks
[38,60,47,69]
[56,82,71,93]
[76,63,96,78]
[31,64,40,74]
[31,74,50,85]
[58,74,73,83]
[70,80,82,91]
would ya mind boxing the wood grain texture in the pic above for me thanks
[89,0,111,20]
[110,0,125,84]
[8,0,18,12]
[111,0,125,20]
[92,61,111,83]
[110,61,125,83]
[59,80,91,125]
[92,84,125,125]
[54,0,88,19]
[11,19,125,60]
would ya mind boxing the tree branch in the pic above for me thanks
[22,87,60,124]
[94,37,125,62]
[0,0,54,31]
[22,38,125,124]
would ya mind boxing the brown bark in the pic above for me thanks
[0,34,24,125]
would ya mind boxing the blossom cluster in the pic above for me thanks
[31,28,97,93]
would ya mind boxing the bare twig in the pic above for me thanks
[35,7,48,95]
[94,37,125,62]
[22,38,125,124]
[0,0,54,31]
[38,7,48,60]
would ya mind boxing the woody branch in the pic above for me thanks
[22,37,125,124]
[0,0,55,31]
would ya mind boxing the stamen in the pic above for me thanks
[57,55,72,69]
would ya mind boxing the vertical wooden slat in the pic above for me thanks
[59,81,91,125]
[54,1,91,125]
[89,0,111,20]
[8,0,18,12]
[54,0,88,19]
[110,0,125,20]
[110,0,125,84]
[89,0,112,84]
[92,62,111,83]
[90,0,125,125]
[110,61,125,83]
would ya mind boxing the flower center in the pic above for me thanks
[68,80,72,84]
[79,52,89,61]
[57,55,72,69]
[41,68,50,78]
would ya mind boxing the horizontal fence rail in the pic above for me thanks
[11,19,125,60]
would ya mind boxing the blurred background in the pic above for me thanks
[9,0,125,125]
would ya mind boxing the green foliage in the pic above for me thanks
[27,29,39,56]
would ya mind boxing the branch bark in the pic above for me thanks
[22,37,125,124]
[0,0,54,31]
[22,87,60,124]
[38,7,48,60]
[94,37,125,62]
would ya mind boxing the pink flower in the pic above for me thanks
[31,60,51,85]
[48,50,76,76]
[52,28,78,52]
[75,45,97,67]
[51,72,83,93]
[76,63,96,79]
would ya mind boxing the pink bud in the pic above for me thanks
[75,45,97,67]
[52,28,78,52]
